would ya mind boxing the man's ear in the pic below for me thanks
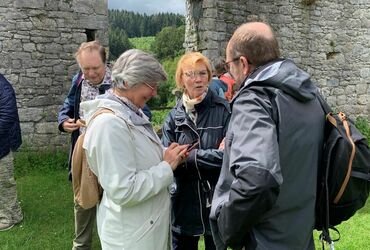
[240,56,253,76]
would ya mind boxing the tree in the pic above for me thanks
[151,25,185,60]
[109,27,132,60]
[108,10,185,38]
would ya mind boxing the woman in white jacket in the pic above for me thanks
[81,49,188,250]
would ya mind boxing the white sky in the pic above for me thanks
[108,0,186,15]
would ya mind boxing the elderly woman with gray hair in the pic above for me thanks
[81,49,188,250]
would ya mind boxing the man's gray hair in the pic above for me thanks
[111,49,167,89]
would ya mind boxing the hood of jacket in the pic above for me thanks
[239,59,317,102]
[80,93,151,127]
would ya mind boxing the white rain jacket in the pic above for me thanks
[81,94,173,250]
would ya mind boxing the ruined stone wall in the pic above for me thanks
[0,0,108,149]
[185,0,370,119]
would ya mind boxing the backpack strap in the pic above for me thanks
[351,171,370,181]
[333,112,356,204]
[77,108,114,128]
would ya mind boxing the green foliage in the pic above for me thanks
[152,109,171,127]
[151,26,185,60]
[129,36,155,52]
[355,117,370,145]
[109,10,185,38]
[147,56,181,108]
[151,109,172,135]
[109,27,133,60]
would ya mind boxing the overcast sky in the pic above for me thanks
[108,0,186,15]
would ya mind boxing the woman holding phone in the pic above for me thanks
[161,52,231,250]
[81,49,188,249]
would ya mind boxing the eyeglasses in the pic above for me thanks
[143,82,157,92]
[183,71,208,79]
[223,56,252,72]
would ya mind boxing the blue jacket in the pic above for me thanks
[0,74,22,159]
[209,78,228,99]
[57,72,111,180]
[161,90,231,236]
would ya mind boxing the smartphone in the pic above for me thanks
[187,141,199,152]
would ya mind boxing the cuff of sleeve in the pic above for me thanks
[159,160,174,185]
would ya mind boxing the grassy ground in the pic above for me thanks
[0,149,100,250]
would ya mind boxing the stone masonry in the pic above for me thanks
[0,0,108,149]
[185,0,370,120]
[1,0,369,148]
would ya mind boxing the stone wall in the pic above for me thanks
[0,0,108,149]
[185,0,370,120]
[1,0,369,149]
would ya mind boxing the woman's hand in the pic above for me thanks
[163,143,189,171]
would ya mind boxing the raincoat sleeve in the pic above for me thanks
[216,91,282,248]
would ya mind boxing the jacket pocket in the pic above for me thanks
[131,210,162,242]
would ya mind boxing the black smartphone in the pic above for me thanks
[187,141,199,152]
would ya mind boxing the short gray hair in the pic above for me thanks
[111,49,167,89]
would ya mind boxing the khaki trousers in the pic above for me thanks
[72,202,96,250]
[0,152,23,225]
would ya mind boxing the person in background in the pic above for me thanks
[209,58,237,101]
[81,49,188,249]
[0,74,23,231]
[208,58,228,99]
[57,40,112,250]
[218,68,236,102]
[210,22,325,250]
[161,52,231,250]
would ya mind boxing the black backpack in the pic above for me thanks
[315,94,370,248]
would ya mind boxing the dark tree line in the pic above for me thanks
[109,9,185,38]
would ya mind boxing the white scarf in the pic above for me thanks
[182,90,207,123]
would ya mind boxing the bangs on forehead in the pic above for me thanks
[183,58,205,69]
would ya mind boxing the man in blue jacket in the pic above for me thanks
[58,41,112,250]
[210,22,325,250]
[0,74,23,231]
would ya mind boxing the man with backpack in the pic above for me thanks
[210,22,326,250]
[58,41,112,250]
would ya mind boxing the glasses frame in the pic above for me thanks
[143,82,155,90]
[223,56,252,73]
[182,70,209,80]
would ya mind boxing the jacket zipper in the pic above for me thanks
[178,121,206,236]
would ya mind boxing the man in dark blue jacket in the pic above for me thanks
[58,41,112,250]
[0,74,23,231]
[210,22,325,250]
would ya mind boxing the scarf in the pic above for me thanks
[182,90,207,123]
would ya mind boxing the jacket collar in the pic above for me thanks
[174,89,216,125]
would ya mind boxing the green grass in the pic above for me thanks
[0,149,100,250]
[314,198,370,249]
